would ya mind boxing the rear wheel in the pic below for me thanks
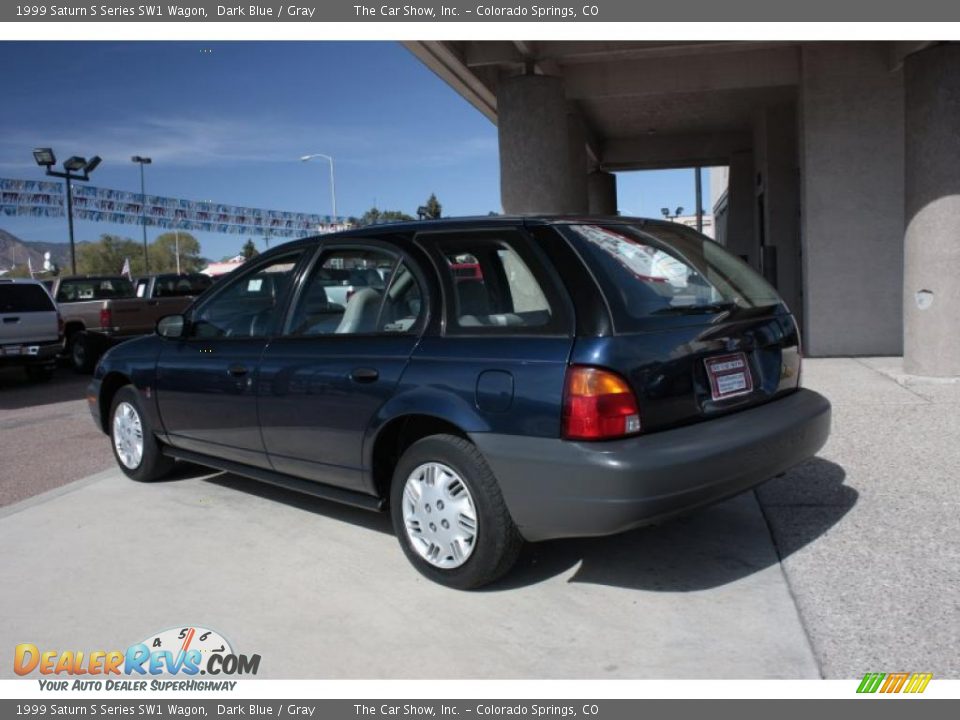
[71,333,96,374]
[110,386,174,482]
[390,434,523,589]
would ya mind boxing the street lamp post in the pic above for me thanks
[660,206,684,222]
[299,153,337,228]
[174,227,181,274]
[32,148,101,276]
[694,167,703,233]
[131,156,152,273]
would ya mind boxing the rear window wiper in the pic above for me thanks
[652,301,739,316]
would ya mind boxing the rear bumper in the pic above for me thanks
[0,340,61,367]
[470,388,831,542]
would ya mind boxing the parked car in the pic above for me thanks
[0,278,62,382]
[87,217,831,588]
[52,274,207,373]
[133,272,213,300]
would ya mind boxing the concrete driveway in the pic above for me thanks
[0,463,819,678]
[0,367,113,505]
[1,357,955,679]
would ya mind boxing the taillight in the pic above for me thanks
[562,366,641,441]
[99,306,113,330]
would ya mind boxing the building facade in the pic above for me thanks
[408,41,960,376]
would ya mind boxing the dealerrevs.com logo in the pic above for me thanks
[14,626,260,691]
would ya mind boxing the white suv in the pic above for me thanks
[0,278,62,381]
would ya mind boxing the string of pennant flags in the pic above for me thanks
[0,178,348,238]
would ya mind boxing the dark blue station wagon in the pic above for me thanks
[89,217,831,588]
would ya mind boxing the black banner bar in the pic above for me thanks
[3,0,960,22]
[2,699,960,720]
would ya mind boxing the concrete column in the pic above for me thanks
[799,43,904,357]
[587,171,617,215]
[497,74,578,215]
[759,103,802,324]
[566,114,589,214]
[724,151,757,265]
[903,44,960,376]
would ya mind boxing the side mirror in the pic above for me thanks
[156,314,185,339]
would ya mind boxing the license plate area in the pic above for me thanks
[704,352,753,401]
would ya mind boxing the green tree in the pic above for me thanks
[358,207,414,226]
[4,265,33,279]
[423,193,442,219]
[150,232,202,273]
[76,234,143,276]
[241,239,260,260]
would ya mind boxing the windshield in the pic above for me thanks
[561,222,783,330]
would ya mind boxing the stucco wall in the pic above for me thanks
[800,43,905,356]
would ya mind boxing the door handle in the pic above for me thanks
[2,317,19,324]
[228,364,249,377]
[350,367,379,383]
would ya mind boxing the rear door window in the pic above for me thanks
[0,284,55,313]
[286,247,423,336]
[560,223,783,331]
[418,229,569,335]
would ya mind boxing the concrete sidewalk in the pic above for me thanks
[0,466,817,679]
[758,357,960,678]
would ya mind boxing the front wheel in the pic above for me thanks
[390,434,523,589]
[110,386,174,482]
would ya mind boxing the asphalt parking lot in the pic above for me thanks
[0,368,113,506]
[0,358,957,679]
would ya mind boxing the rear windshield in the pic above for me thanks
[560,222,782,331]
[56,278,135,303]
[0,283,55,313]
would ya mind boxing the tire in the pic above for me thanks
[109,385,175,482]
[24,364,54,382]
[71,333,97,374]
[390,434,523,589]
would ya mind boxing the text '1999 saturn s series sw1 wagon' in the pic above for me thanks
[89,217,831,588]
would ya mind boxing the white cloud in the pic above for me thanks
[0,113,497,175]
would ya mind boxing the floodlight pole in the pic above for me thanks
[42,167,93,275]
[132,156,152,274]
[65,177,76,275]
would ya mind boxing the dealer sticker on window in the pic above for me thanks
[704,352,754,401]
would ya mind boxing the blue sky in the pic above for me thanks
[1,41,704,261]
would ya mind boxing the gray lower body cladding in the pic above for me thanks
[470,389,831,542]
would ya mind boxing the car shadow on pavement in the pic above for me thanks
[163,456,853,591]
[488,457,855,592]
